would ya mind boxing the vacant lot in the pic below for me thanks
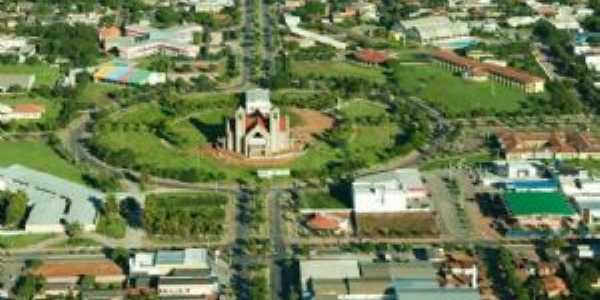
[0,63,60,87]
[299,190,350,209]
[356,213,439,237]
[391,64,527,117]
[291,61,387,83]
[0,234,54,248]
[144,192,229,238]
[0,140,85,183]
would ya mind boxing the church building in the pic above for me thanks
[224,89,291,158]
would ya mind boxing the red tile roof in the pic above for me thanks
[307,214,341,230]
[33,260,124,278]
[99,26,121,41]
[432,50,544,84]
[12,103,45,114]
[354,49,388,64]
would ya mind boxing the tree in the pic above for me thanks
[155,7,181,26]
[14,275,45,300]
[65,221,83,238]
[2,190,28,228]
[79,275,95,290]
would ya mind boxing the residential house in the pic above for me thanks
[542,275,570,298]
[0,35,35,62]
[0,103,45,122]
[352,168,429,214]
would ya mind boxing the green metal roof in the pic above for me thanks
[504,192,575,217]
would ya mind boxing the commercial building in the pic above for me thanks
[104,24,202,59]
[93,61,166,86]
[300,259,481,300]
[0,103,45,122]
[285,14,347,50]
[33,259,125,285]
[432,51,545,93]
[353,168,428,214]
[503,192,577,230]
[158,277,219,298]
[130,248,210,276]
[223,89,291,158]
[0,164,104,233]
[399,16,470,45]
[0,74,35,92]
[496,131,600,160]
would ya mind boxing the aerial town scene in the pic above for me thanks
[2,0,600,299]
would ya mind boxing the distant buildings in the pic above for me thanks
[223,89,291,158]
[399,16,470,45]
[0,103,45,122]
[179,0,236,12]
[93,61,166,86]
[0,35,35,62]
[432,50,545,93]
[0,74,35,92]
[0,164,103,233]
[496,131,600,160]
[506,16,541,28]
[104,24,203,60]
[284,14,347,50]
[352,168,429,213]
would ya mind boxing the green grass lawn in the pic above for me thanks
[109,102,167,125]
[391,64,528,117]
[0,234,54,248]
[51,237,101,248]
[0,141,85,183]
[77,83,122,107]
[340,100,388,120]
[300,191,350,209]
[291,61,387,83]
[0,63,60,87]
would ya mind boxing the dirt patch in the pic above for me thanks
[290,108,335,146]
[356,212,440,238]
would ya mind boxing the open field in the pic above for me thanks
[299,191,350,209]
[356,213,439,237]
[0,234,54,248]
[340,100,388,120]
[77,83,122,107]
[391,64,528,117]
[0,63,60,87]
[291,61,387,83]
[0,140,85,183]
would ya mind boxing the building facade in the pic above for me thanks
[224,89,291,158]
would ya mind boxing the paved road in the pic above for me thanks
[230,189,254,300]
[268,189,288,300]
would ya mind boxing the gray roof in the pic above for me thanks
[245,88,270,104]
[394,278,480,300]
[0,164,103,227]
[156,250,186,265]
[0,74,35,90]
[360,262,438,280]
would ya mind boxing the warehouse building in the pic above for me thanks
[503,192,577,230]
[0,164,104,233]
[399,16,470,44]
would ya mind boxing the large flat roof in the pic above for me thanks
[504,192,575,216]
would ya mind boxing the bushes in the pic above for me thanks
[143,193,228,237]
